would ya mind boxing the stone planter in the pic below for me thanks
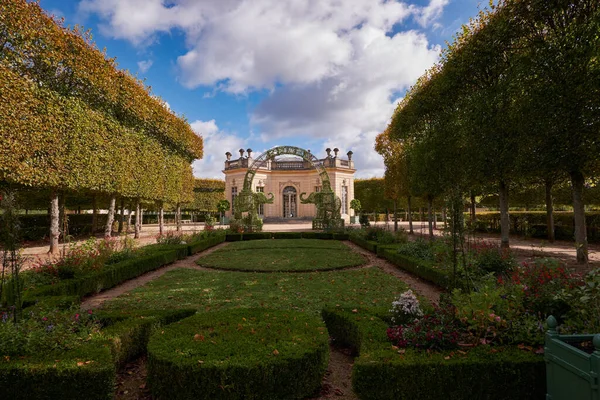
[545,316,600,400]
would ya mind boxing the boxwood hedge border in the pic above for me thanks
[321,307,546,400]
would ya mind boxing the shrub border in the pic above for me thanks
[322,307,546,400]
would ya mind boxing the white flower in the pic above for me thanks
[390,289,423,323]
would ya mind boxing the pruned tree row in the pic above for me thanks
[0,0,203,253]
[382,0,600,264]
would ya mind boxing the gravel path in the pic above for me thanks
[342,240,443,304]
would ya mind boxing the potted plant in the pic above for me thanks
[350,199,361,224]
[217,199,230,225]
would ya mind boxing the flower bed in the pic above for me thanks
[147,309,329,400]
[321,308,546,400]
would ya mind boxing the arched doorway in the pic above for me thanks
[282,186,297,218]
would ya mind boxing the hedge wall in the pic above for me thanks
[321,308,546,400]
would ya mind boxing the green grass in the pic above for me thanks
[197,241,366,272]
[103,268,408,314]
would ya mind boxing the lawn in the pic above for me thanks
[196,239,366,272]
[103,267,408,314]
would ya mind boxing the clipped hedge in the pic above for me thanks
[98,309,196,369]
[349,236,378,253]
[225,232,349,241]
[0,309,196,400]
[322,308,546,400]
[272,231,303,239]
[0,340,115,400]
[25,250,179,300]
[378,248,451,289]
[147,309,329,400]
[18,236,225,305]
[188,235,226,254]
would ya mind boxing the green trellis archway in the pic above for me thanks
[231,146,344,231]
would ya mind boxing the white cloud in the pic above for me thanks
[190,120,246,179]
[80,0,450,178]
[414,0,450,28]
[137,59,153,73]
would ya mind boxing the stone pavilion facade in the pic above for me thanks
[223,148,356,223]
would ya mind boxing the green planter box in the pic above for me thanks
[545,316,600,400]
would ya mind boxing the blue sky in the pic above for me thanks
[38,0,485,179]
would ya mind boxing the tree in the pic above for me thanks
[217,199,230,225]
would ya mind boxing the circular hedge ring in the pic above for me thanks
[196,247,366,272]
[147,309,329,400]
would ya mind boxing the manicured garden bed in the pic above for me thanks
[147,309,329,400]
[197,239,366,272]
[322,307,546,400]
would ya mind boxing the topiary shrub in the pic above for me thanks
[147,309,329,400]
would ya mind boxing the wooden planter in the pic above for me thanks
[545,316,600,400]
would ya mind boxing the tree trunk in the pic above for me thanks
[499,180,510,249]
[571,170,588,264]
[118,198,125,234]
[127,205,132,235]
[49,191,60,255]
[176,203,182,232]
[545,178,555,243]
[159,203,164,236]
[134,201,140,239]
[419,207,424,221]
[92,195,98,234]
[407,195,413,234]
[139,208,144,232]
[433,207,437,230]
[393,200,398,232]
[427,196,434,240]
[105,195,116,238]
[442,207,447,229]
[470,192,476,225]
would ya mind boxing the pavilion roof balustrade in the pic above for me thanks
[224,157,353,171]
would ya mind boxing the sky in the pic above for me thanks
[38,0,486,179]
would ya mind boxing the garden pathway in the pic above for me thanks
[343,241,442,304]
[79,242,229,310]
